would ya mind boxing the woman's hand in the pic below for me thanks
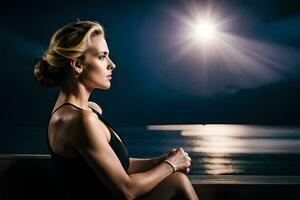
[165,148,191,174]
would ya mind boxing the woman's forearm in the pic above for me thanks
[128,154,168,174]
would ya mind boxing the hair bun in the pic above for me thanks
[33,58,60,88]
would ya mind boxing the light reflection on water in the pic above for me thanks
[1,124,300,175]
[148,124,300,137]
[145,124,300,175]
[147,124,300,153]
[202,157,241,175]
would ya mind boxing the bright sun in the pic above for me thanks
[192,21,217,42]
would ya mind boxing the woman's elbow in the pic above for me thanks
[123,189,135,200]
[122,179,141,200]
[125,194,135,200]
[117,179,134,200]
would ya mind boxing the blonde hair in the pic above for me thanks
[34,20,104,88]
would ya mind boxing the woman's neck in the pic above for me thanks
[56,81,94,110]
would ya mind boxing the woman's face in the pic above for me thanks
[81,35,116,90]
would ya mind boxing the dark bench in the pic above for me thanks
[0,154,62,200]
[1,154,299,200]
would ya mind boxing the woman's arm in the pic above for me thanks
[127,154,168,174]
[88,101,168,174]
[68,111,176,200]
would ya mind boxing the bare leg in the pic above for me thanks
[136,172,199,200]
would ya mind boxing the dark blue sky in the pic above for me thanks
[1,0,299,127]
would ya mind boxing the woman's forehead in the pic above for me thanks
[87,36,109,54]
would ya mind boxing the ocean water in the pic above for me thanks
[1,124,300,175]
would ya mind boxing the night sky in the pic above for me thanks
[1,0,299,127]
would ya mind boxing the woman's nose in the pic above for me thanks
[110,62,116,69]
[108,57,116,69]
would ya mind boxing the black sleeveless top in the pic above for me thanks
[47,103,129,200]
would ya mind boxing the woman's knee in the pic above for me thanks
[169,172,192,191]
[169,172,198,200]
[136,172,195,200]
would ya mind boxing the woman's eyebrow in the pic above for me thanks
[86,47,109,55]
[97,51,109,55]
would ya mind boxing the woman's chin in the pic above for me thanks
[99,83,111,90]
[94,80,112,90]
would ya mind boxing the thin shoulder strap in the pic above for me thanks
[89,107,114,130]
[47,102,84,125]
[89,107,115,131]
[51,102,83,116]
[89,107,127,147]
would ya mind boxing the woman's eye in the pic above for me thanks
[98,56,106,60]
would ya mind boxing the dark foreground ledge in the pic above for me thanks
[1,154,299,200]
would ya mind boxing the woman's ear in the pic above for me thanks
[70,59,84,74]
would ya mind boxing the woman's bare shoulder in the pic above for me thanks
[88,101,102,114]
[48,107,97,153]
[67,108,110,146]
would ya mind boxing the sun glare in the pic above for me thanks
[192,21,217,42]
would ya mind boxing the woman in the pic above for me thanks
[34,20,198,200]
